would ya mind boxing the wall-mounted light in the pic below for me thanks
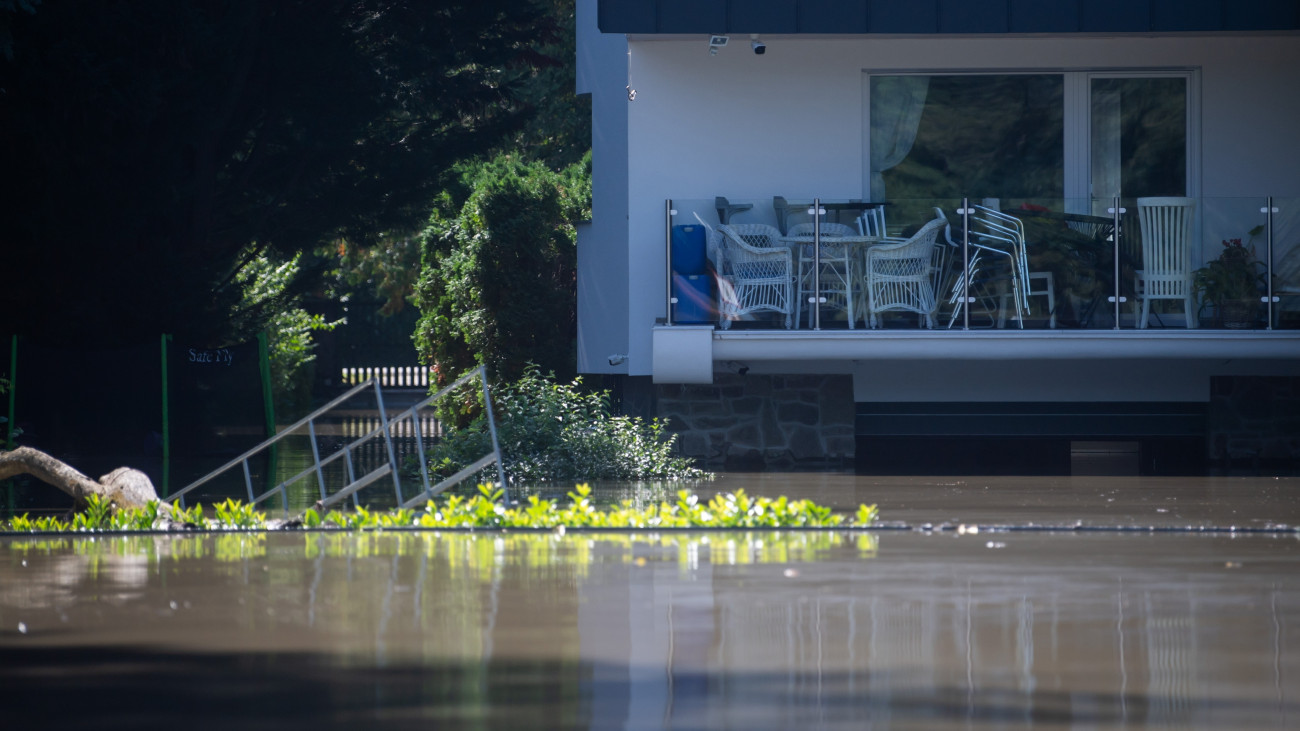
[708,35,728,56]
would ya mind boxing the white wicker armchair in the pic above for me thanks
[862,216,947,328]
[716,224,794,329]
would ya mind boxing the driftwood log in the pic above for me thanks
[0,446,169,513]
[0,446,308,529]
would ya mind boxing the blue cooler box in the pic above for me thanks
[672,273,716,324]
[671,225,707,276]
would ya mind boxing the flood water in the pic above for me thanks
[3,474,1299,729]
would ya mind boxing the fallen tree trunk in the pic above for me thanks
[0,446,168,513]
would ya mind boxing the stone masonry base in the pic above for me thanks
[656,374,855,470]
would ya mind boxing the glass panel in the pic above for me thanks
[670,198,797,330]
[836,199,956,330]
[939,198,1116,330]
[872,75,1064,205]
[1273,198,1300,330]
[1195,198,1270,330]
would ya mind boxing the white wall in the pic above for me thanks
[606,34,1300,375]
[576,0,630,374]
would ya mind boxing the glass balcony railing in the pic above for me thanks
[663,196,1299,333]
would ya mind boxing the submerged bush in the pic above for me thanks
[426,366,703,484]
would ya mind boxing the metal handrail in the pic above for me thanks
[167,366,505,511]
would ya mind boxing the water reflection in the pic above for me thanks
[2,531,1297,729]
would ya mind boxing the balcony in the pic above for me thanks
[653,196,1300,381]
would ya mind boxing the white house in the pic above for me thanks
[575,0,1300,474]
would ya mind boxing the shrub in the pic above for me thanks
[426,366,703,484]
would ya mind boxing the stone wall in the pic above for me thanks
[1209,376,1300,470]
[655,374,855,470]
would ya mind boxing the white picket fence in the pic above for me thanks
[340,366,430,388]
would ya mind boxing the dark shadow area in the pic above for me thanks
[856,436,1207,476]
[857,436,1071,475]
[2,644,1290,730]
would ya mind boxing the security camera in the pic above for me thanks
[608,354,628,366]
[751,40,765,55]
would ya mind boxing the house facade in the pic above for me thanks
[575,0,1300,474]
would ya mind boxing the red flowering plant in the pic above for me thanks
[1192,226,1267,321]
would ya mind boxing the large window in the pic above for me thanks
[868,72,1192,209]
[871,75,1064,203]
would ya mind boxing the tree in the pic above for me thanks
[414,154,589,388]
[0,0,542,348]
[332,0,587,318]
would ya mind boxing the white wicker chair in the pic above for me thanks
[716,224,794,329]
[789,222,857,328]
[862,216,946,328]
[1134,196,1197,329]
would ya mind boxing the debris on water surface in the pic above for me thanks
[985,541,1006,549]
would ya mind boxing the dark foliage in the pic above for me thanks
[0,0,541,347]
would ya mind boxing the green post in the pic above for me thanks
[160,334,171,498]
[6,335,16,516]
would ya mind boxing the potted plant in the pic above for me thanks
[1193,227,1267,328]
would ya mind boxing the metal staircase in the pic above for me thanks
[166,366,505,513]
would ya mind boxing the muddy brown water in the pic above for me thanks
[3,474,1299,729]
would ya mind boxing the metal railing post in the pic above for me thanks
[811,199,822,330]
[480,366,509,503]
[1108,197,1127,329]
[666,199,675,325]
[373,378,403,506]
[411,414,432,497]
[1263,197,1279,329]
[242,459,255,503]
[308,419,327,502]
[960,198,972,330]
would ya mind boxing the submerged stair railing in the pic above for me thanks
[167,366,507,514]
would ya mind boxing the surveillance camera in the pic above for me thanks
[608,354,628,366]
[751,40,765,55]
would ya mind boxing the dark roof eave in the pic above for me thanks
[598,0,1300,36]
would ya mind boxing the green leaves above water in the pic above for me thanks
[3,485,878,533]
